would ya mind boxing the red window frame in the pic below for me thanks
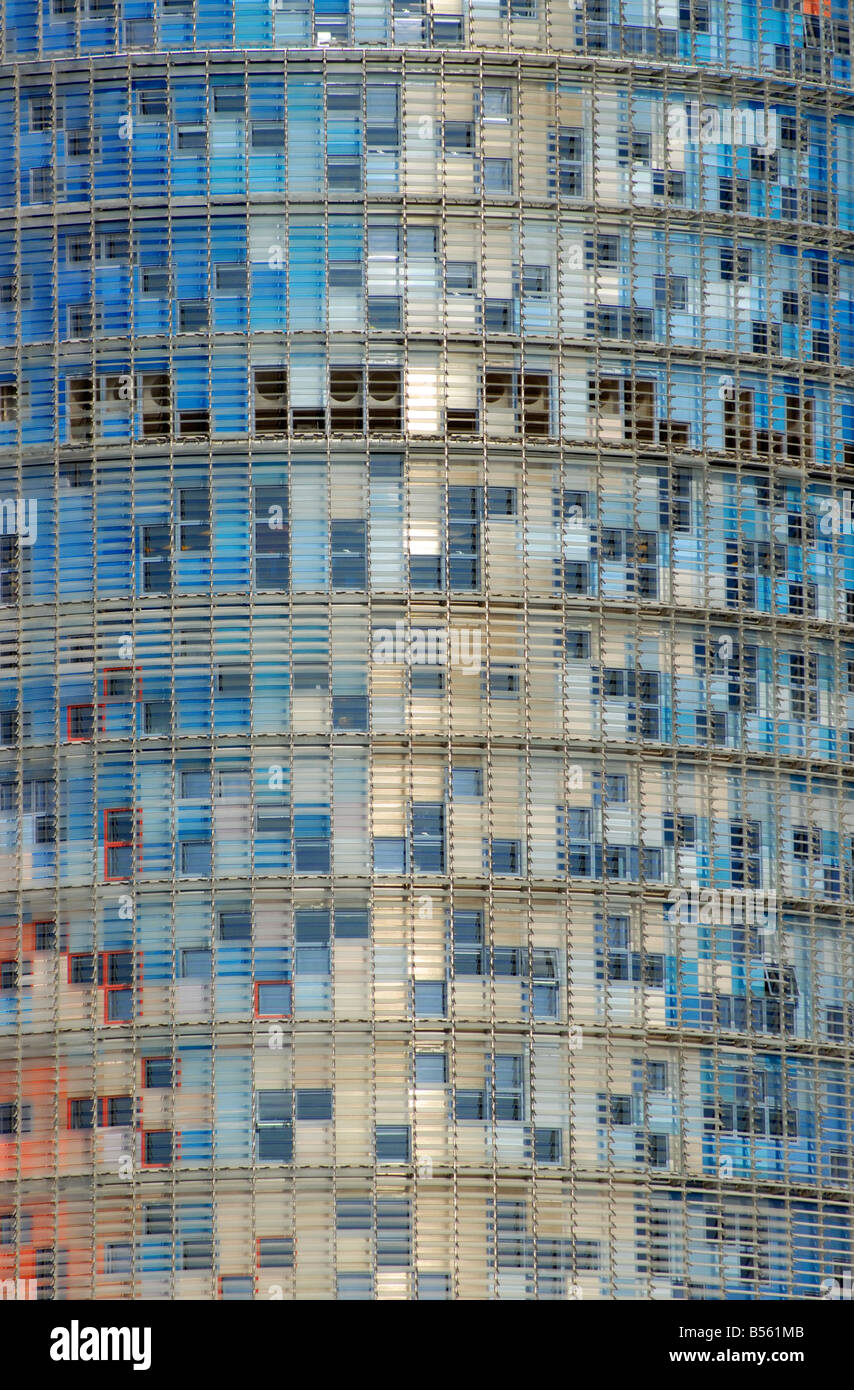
[24,919,56,952]
[67,951,96,985]
[66,1097,96,1130]
[98,1096,134,1128]
[103,807,140,882]
[66,702,95,743]
[100,949,134,1024]
[254,978,293,1019]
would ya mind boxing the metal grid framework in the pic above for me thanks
[0,2,853,1301]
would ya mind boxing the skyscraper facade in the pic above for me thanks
[1,0,853,1301]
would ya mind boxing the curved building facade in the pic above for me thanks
[1,0,854,1300]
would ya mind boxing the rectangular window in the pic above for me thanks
[295,1089,333,1121]
[102,1096,133,1128]
[143,1058,174,1089]
[255,980,292,1017]
[258,1237,294,1268]
[68,1098,95,1130]
[103,808,136,881]
[556,127,583,197]
[143,1131,173,1167]
[256,1090,293,1162]
[330,519,367,588]
[101,950,133,1022]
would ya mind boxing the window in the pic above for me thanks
[366,83,399,147]
[258,1238,294,1268]
[220,1276,253,1300]
[488,664,519,697]
[103,1244,132,1278]
[179,766,210,800]
[295,1089,332,1121]
[654,274,687,311]
[454,910,485,976]
[67,704,94,741]
[415,1053,448,1086]
[495,1055,524,1121]
[0,382,18,425]
[720,247,751,283]
[491,838,522,875]
[447,261,477,291]
[587,233,620,267]
[556,127,583,196]
[483,158,512,194]
[0,960,17,992]
[181,1239,213,1270]
[254,483,289,588]
[330,519,366,588]
[102,1096,133,1127]
[445,121,475,152]
[180,840,211,877]
[414,980,447,1017]
[214,263,247,294]
[651,170,685,200]
[452,767,482,798]
[29,168,53,202]
[178,488,209,552]
[678,0,709,30]
[376,1125,411,1162]
[532,949,559,1019]
[176,126,206,153]
[69,953,95,985]
[181,948,211,979]
[483,87,511,120]
[213,87,245,115]
[68,1098,95,1130]
[252,122,285,151]
[534,1128,562,1164]
[142,1131,172,1166]
[256,1090,293,1161]
[567,630,591,659]
[367,296,402,331]
[255,980,292,1017]
[411,802,445,873]
[179,300,208,332]
[647,1061,668,1092]
[34,922,56,950]
[29,95,53,132]
[104,808,135,880]
[648,1134,669,1167]
[0,275,31,306]
[101,951,133,1022]
[138,89,168,118]
[610,1095,633,1125]
[0,1103,29,1136]
[144,1057,174,1089]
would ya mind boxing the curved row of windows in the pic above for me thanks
[0,67,847,227]
[0,751,851,900]
[0,1184,848,1300]
[2,452,854,606]
[1,214,851,362]
[2,0,853,87]
[3,613,854,759]
[0,1035,849,1178]
[2,356,852,462]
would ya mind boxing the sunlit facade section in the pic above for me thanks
[0,2,853,1300]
